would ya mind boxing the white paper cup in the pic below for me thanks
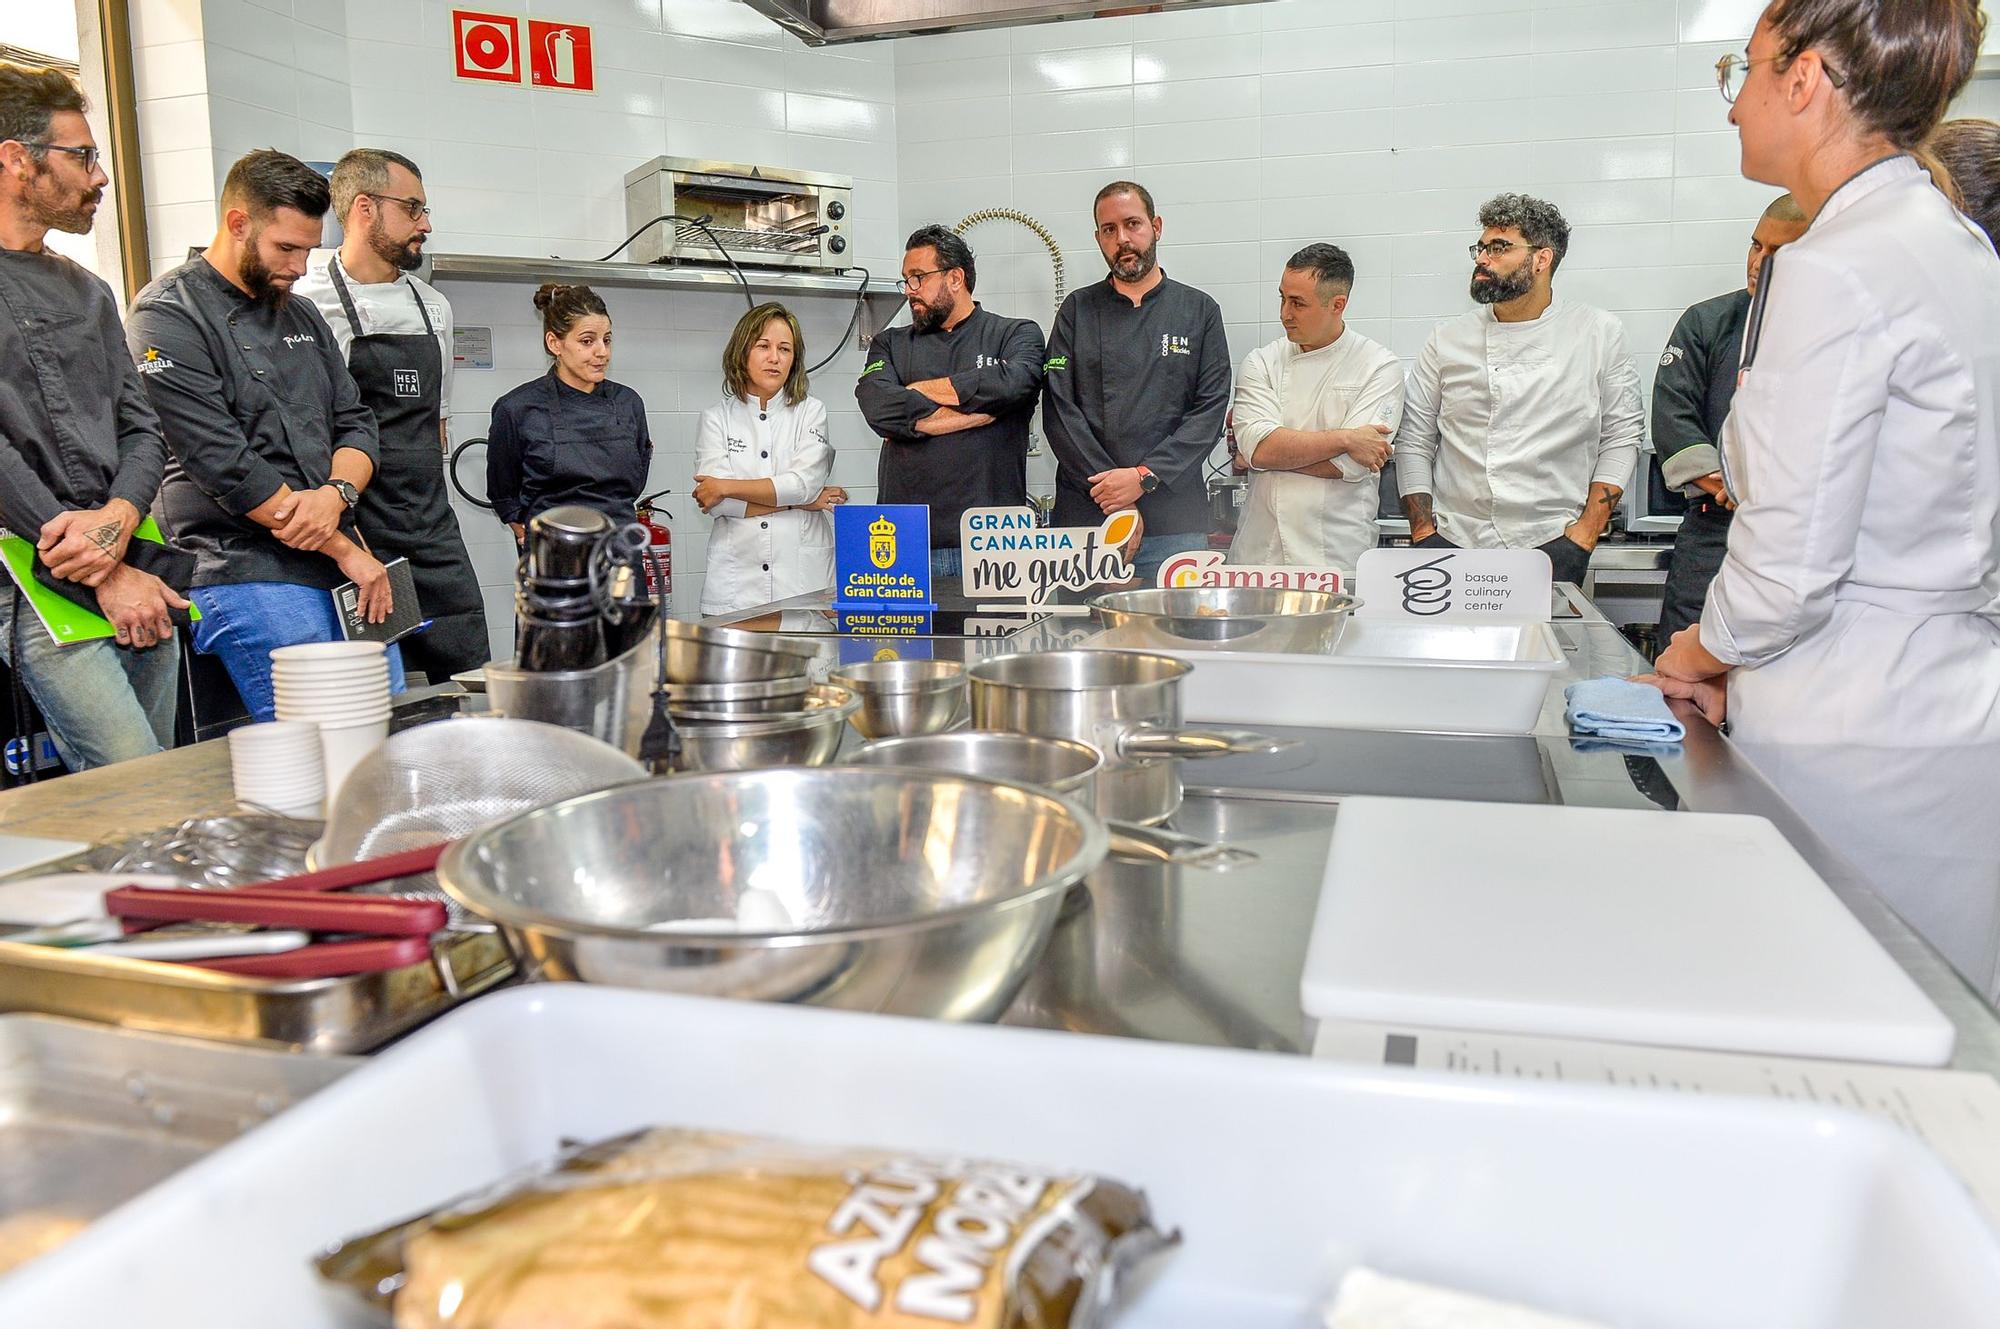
[269,641,387,665]
[318,717,390,803]
[230,722,326,812]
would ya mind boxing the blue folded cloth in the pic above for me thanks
[1564,676,1686,744]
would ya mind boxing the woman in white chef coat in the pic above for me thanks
[1646,0,2000,747]
[692,303,845,616]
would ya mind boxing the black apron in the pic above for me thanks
[328,259,489,678]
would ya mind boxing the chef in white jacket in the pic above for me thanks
[1229,243,1402,572]
[692,303,843,616]
[1648,0,2000,747]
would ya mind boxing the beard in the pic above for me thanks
[1109,235,1158,282]
[27,167,99,236]
[240,245,293,307]
[368,214,424,272]
[908,297,946,333]
[1470,263,1534,305]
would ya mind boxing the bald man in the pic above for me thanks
[1652,194,1809,644]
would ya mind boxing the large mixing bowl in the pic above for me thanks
[661,619,821,684]
[1089,586,1359,654]
[436,767,1109,1021]
[828,659,967,739]
[668,684,860,771]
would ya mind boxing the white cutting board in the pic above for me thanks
[1302,798,1956,1066]
[0,833,87,878]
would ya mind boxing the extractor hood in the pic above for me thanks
[739,0,1269,46]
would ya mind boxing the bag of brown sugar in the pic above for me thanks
[316,1127,1177,1329]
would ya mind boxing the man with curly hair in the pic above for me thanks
[1396,192,1643,586]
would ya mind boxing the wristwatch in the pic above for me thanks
[1135,464,1159,495]
[327,479,361,509]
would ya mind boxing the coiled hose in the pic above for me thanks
[954,208,1066,321]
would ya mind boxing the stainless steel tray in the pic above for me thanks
[0,931,513,1054]
[0,1014,357,1270]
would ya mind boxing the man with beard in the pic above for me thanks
[856,224,1046,582]
[1397,193,1642,587]
[0,63,185,768]
[1043,181,1231,584]
[296,149,487,678]
[1651,194,1809,643]
[127,149,399,723]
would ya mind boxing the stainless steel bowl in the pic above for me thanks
[436,767,1110,1021]
[669,685,860,772]
[828,659,967,739]
[1089,586,1360,654]
[849,732,1099,797]
[661,619,821,685]
[662,676,813,717]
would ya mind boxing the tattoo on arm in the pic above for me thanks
[1401,493,1435,529]
[86,520,122,553]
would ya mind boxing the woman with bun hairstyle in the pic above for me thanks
[486,283,652,543]
[692,302,845,616]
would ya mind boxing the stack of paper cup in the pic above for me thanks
[227,721,326,818]
[270,641,392,801]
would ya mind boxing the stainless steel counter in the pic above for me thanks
[712,583,2000,1074]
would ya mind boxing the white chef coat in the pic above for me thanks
[294,250,454,433]
[1397,297,1642,549]
[694,392,835,616]
[1702,154,2000,747]
[1229,328,1404,571]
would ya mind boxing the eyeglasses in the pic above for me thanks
[1715,49,1847,104]
[364,192,431,220]
[1468,240,1537,260]
[21,142,99,172]
[898,267,948,291]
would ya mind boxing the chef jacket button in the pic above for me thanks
[759,411,767,420]
[761,563,769,571]
[760,520,768,529]
[760,450,768,458]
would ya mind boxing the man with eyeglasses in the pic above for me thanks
[1651,194,1809,645]
[0,62,187,769]
[1043,181,1232,584]
[295,148,487,679]
[1397,193,1643,587]
[857,223,1046,583]
[127,149,402,724]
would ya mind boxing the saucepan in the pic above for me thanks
[436,767,1108,1022]
[968,649,1296,824]
[846,733,1255,870]
[1089,586,1360,654]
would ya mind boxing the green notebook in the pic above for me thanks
[0,519,199,645]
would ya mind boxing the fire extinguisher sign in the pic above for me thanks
[528,19,596,93]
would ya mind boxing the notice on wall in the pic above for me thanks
[959,505,1137,611]
[452,10,523,83]
[528,19,596,93]
[1355,547,1551,622]
[452,325,493,370]
[451,10,595,93]
[1158,547,1344,595]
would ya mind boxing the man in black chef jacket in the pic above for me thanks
[0,62,187,768]
[127,149,400,724]
[1043,180,1231,584]
[296,148,489,680]
[1652,194,1808,643]
[856,224,1046,583]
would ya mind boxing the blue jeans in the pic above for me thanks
[1131,532,1209,586]
[930,547,962,584]
[191,582,405,723]
[0,585,179,770]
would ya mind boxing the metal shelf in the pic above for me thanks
[422,252,902,299]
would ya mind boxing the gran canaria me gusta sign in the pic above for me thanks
[959,505,1137,609]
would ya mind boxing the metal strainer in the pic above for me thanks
[316,717,648,867]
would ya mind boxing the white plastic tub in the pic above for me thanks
[1164,619,1567,735]
[3,986,1996,1328]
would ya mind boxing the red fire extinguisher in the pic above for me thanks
[636,489,673,610]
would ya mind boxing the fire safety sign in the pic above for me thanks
[529,19,596,93]
[452,11,594,93]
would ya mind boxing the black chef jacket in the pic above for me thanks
[0,248,166,539]
[126,257,379,589]
[1041,272,1231,533]
[1652,289,1748,492]
[484,370,652,527]
[855,305,1046,548]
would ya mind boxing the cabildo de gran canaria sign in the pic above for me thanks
[959,505,1137,608]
